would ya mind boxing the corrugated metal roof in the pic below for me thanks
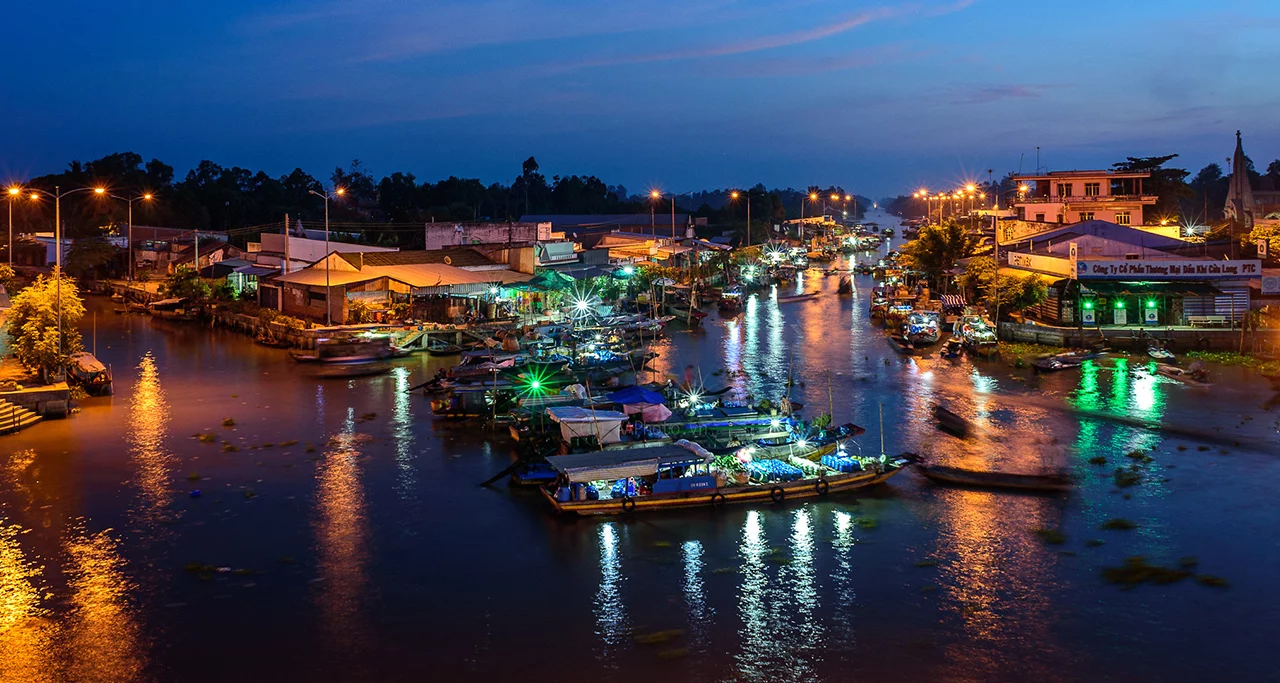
[272,262,531,288]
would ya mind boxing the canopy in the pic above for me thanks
[546,443,712,483]
[1083,281,1223,297]
[630,403,673,423]
[606,386,666,406]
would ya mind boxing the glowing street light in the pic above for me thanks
[731,189,752,248]
[308,186,345,325]
[5,186,23,267]
[95,188,156,281]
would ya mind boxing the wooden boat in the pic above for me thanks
[1154,364,1213,386]
[954,315,998,357]
[912,462,1072,492]
[425,339,463,356]
[905,311,941,346]
[837,276,853,295]
[149,297,198,321]
[933,405,971,438]
[939,337,963,359]
[888,335,915,353]
[291,334,405,363]
[776,292,820,304]
[312,359,392,379]
[718,289,743,313]
[1032,349,1100,372]
[541,442,908,515]
[67,351,112,396]
[1146,343,1176,362]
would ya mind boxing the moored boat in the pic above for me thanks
[541,440,907,515]
[912,462,1072,492]
[775,292,820,304]
[67,351,112,396]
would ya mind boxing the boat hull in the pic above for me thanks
[542,466,903,515]
[915,465,1071,492]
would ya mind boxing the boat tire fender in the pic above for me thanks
[621,496,636,512]
[770,486,785,503]
[710,493,726,508]
[815,479,830,495]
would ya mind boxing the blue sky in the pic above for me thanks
[3,0,1278,197]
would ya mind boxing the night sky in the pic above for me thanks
[3,0,1277,196]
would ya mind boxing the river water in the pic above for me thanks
[3,212,1278,682]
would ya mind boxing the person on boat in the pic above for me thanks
[1187,359,1209,382]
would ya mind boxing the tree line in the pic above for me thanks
[7,152,866,249]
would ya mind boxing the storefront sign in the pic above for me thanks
[1007,251,1073,277]
[1263,275,1279,295]
[1069,242,1078,280]
[1077,259,1261,279]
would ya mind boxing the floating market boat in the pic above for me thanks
[1147,342,1176,362]
[66,351,112,396]
[718,288,744,313]
[954,315,998,357]
[541,440,907,515]
[911,462,1072,492]
[939,337,964,359]
[904,311,941,346]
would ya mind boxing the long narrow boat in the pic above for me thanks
[775,292,820,304]
[541,442,907,515]
[67,351,113,396]
[912,463,1072,492]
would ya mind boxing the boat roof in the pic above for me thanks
[546,444,712,483]
[545,406,629,423]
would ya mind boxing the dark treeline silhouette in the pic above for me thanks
[7,152,867,249]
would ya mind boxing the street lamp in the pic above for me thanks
[27,185,106,378]
[649,190,660,235]
[731,190,751,248]
[5,186,21,267]
[97,190,154,282]
[309,186,345,326]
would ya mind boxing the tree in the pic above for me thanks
[899,220,975,290]
[65,238,121,279]
[957,256,1047,317]
[4,272,86,382]
[0,264,14,292]
[163,266,210,300]
[1112,154,1191,220]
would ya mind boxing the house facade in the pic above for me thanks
[1011,170,1158,226]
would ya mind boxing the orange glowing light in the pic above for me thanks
[731,191,740,199]
[650,190,661,199]
[808,193,818,201]
[965,183,976,192]
[7,187,18,196]
[142,193,153,201]
[335,187,345,196]
[94,187,106,195]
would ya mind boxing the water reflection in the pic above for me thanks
[593,522,626,663]
[390,367,418,507]
[313,430,370,655]
[64,525,145,682]
[127,352,176,531]
[787,509,820,679]
[681,540,708,644]
[735,510,770,681]
[0,523,56,683]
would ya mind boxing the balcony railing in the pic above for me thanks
[1017,195,1158,204]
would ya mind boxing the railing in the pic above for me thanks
[1017,195,1158,204]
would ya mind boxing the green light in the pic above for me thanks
[1146,300,1156,308]
[530,379,541,391]
[1083,301,1093,310]
[1115,301,1125,309]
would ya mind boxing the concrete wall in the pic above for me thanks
[998,321,1250,351]
[0,383,71,417]
[424,223,547,250]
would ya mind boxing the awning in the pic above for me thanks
[941,294,966,308]
[606,386,666,406]
[1082,281,1223,297]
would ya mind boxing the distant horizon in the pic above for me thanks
[3,1,1278,198]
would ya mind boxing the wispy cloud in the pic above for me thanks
[950,84,1057,105]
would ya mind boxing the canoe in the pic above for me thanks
[776,292,820,304]
[888,335,915,354]
[933,405,971,438]
[913,463,1072,492]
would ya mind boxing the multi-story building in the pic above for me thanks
[1011,170,1158,226]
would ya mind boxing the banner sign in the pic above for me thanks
[1007,251,1073,277]
[1263,275,1279,295]
[1069,242,1078,280]
[1077,259,1261,280]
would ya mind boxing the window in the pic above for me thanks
[1079,212,1095,221]
[1035,213,1045,222]
[308,290,327,304]
[1115,211,1131,225]
[1084,182,1100,197]
[1057,183,1073,198]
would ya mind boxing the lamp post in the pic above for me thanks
[5,186,22,267]
[649,190,659,235]
[309,187,345,326]
[27,185,105,379]
[802,192,817,241]
[99,191,153,281]
[731,190,751,248]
